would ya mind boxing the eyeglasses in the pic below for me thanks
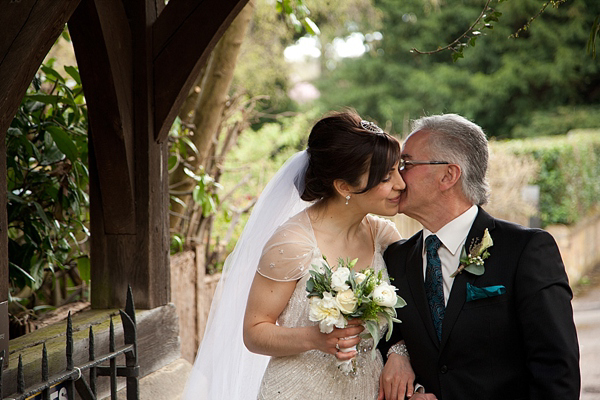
[399,159,449,171]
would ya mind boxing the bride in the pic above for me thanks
[183,111,426,399]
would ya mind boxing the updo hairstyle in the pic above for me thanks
[301,111,401,202]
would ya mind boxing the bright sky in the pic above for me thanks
[284,32,383,63]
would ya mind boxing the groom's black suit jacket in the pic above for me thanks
[381,208,580,400]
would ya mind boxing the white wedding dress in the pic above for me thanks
[255,210,400,400]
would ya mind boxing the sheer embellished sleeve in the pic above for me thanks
[370,215,402,249]
[257,213,319,282]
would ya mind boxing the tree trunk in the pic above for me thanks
[169,2,255,231]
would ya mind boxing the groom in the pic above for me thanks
[379,114,580,400]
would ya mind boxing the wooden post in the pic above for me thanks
[127,0,171,309]
[0,0,81,362]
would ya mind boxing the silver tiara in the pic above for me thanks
[360,120,384,134]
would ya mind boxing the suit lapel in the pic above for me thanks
[440,207,496,350]
[407,232,440,348]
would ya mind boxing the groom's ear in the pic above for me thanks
[439,163,462,192]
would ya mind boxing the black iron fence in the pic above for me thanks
[0,287,139,400]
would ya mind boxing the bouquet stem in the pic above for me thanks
[336,335,358,374]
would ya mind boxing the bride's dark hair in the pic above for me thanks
[301,110,401,202]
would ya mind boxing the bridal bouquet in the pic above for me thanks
[306,257,406,373]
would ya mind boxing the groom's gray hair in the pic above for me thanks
[409,114,491,206]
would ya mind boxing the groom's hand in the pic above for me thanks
[378,353,415,400]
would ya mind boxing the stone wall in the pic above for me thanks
[547,213,600,285]
[170,249,220,363]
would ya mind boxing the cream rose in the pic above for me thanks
[354,272,367,284]
[331,267,351,291]
[335,289,358,314]
[372,282,398,307]
[309,293,346,333]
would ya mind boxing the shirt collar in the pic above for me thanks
[423,205,479,255]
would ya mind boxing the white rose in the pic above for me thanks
[309,293,346,333]
[335,289,358,314]
[354,272,367,284]
[372,282,398,307]
[331,267,351,291]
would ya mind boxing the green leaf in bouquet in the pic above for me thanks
[362,274,377,296]
[395,295,407,308]
[364,320,380,360]
[383,312,394,341]
[306,278,315,293]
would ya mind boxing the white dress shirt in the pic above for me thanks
[422,205,478,305]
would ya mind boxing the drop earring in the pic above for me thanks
[345,195,351,205]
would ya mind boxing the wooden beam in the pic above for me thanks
[152,0,249,142]
[69,0,136,235]
[0,0,80,350]
[0,0,81,140]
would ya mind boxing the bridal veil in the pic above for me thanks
[182,150,310,400]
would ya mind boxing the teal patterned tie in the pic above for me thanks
[425,235,444,341]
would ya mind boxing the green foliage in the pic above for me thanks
[588,14,600,58]
[167,117,222,254]
[494,131,600,226]
[235,0,382,120]
[511,106,600,137]
[276,0,320,35]
[210,112,315,257]
[6,61,90,300]
[234,1,299,115]
[316,0,600,138]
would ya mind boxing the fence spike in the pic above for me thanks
[43,343,50,400]
[126,285,136,326]
[109,317,117,398]
[119,310,136,347]
[89,326,95,360]
[109,317,115,353]
[89,325,97,396]
[67,311,74,371]
[17,354,25,393]
[42,343,48,380]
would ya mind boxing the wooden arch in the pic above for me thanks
[0,0,249,344]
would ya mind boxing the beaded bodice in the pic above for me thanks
[256,210,400,400]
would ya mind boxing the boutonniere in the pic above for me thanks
[450,228,493,278]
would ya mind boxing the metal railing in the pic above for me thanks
[0,287,139,400]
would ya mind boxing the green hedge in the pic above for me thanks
[511,106,600,138]
[492,130,600,227]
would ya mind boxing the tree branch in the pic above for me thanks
[410,0,493,55]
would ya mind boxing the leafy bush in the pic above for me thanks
[209,111,315,264]
[315,0,600,139]
[6,61,90,326]
[493,131,600,226]
[485,145,539,227]
[511,106,600,138]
